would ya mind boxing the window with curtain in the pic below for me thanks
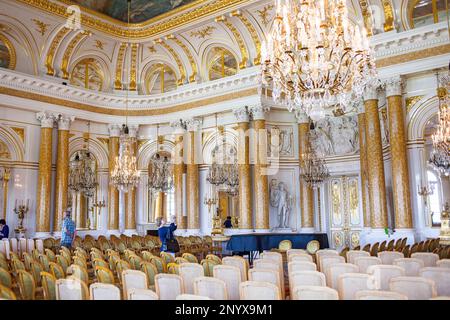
[427,170,442,226]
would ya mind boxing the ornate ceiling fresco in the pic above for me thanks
[62,0,197,23]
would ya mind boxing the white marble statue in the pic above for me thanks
[270,179,292,228]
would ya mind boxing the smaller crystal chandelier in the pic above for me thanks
[429,70,450,177]
[69,121,98,197]
[148,125,174,193]
[300,135,330,189]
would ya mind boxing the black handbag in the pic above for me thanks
[166,232,180,253]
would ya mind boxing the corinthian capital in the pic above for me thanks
[170,120,187,135]
[384,76,404,97]
[295,110,309,124]
[108,124,122,137]
[363,79,381,101]
[127,124,139,138]
[57,114,75,131]
[233,107,250,122]
[36,111,56,128]
[185,118,202,132]
[249,104,270,120]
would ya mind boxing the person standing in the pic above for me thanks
[61,209,75,248]
[157,216,177,253]
[0,219,9,240]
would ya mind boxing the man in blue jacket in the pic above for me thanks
[0,219,9,240]
[157,216,177,252]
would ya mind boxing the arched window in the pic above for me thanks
[427,170,442,226]
[70,58,104,91]
[145,64,177,95]
[0,34,15,69]
[207,47,238,81]
[410,0,448,28]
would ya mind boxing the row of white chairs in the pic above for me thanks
[0,238,44,259]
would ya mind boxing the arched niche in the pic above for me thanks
[0,33,16,70]
[144,63,178,95]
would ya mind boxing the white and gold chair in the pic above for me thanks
[176,294,212,300]
[289,270,326,297]
[26,239,35,255]
[193,276,228,300]
[253,259,285,297]
[35,239,44,255]
[393,258,424,276]
[128,288,159,300]
[291,285,339,300]
[248,269,282,298]
[288,261,317,275]
[121,269,148,300]
[9,238,18,255]
[367,265,405,291]
[213,265,241,300]
[315,249,339,270]
[410,253,439,267]
[325,263,359,289]
[377,251,404,265]
[354,256,382,273]
[55,278,89,300]
[419,267,450,296]
[288,253,314,263]
[337,273,371,300]
[239,281,281,300]
[19,238,27,258]
[286,249,308,261]
[89,283,121,300]
[222,256,249,282]
[355,290,408,300]
[389,276,437,300]
[320,255,345,273]
[0,240,10,260]
[179,263,204,294]
[346,250,370,264]
[155,274,184,300]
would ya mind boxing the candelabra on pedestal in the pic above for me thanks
[91,199,106,230]
[14,199,29,238]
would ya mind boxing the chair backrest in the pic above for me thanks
[316,250,339,270]
[9,238,18,254]
[155,274,183,300]
[128,288,159,300]
[325,263,359,289]
[122,269,148,299]
[286,249,308,260]
[17,270,36,300]
[94,266,115,284]
[140,261,158,287]
[176,294,212,300]
[260,252,283,269]
[291,285,339,300]
[193,276,228,300]
[67,264,88,285]
[0,240,10,260]
[393,258,424,276]
[179,263,204,294]
[248,269,281,297]
[389,276,437,300]
[35,239,44,254]
[419,267,450,296]
[55,277,89,300]
[0,267,12,288]
[222,256,249,281]
[354,256,382,273]
[40,272,57,300]
[378,251,404,265]
[239,281,281,300]
[337,273,371,300]
[89,283,121,300]
[213,265,241,300]
[437,259,450,269]
[289,253,314,263]
[289,270,326,296]
[288,261,317,275]
[367,265,405,290]
[410,252,439,267]
[0,284,17,300]
[26,239,35,254]
[346,250,370,264]
[19,238,27,257]
[320,255,345,273]
[355,290,408,300]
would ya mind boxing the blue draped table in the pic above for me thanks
[226,233,329,253]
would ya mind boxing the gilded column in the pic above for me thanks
[35,112,56,236]
[1,168,10,220]
[54,115,74,232]
[186,119,202,231]
[385,76,413,229]
[297,112,315,230]
[234,107,252,229]
[125,125,139,232]
[108,124,121,232]
[171,121,186,229]
[250,105,270,230]
[357,104,371,228]
[76,193,87,229]
[364,83,389,229]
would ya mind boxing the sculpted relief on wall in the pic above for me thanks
[309,116,359,157]
[267,125,294,158]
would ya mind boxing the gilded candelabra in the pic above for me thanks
[439,203,450,246]
[13,199,29,233]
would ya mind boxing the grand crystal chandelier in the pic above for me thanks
[69,122,98,198]
[429,70,450,177]
[300,136,330,188]
[206,115,239,196]
[148,125,174,193]
[261,0,377,120]
[110,0,140,193]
